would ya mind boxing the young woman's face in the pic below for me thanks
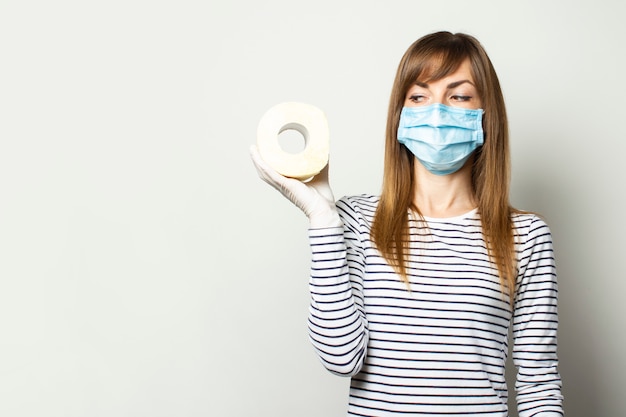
[404,58,482,110]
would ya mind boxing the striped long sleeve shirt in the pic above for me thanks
[308,194,563,417]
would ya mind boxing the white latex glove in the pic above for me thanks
[250,145,342,228]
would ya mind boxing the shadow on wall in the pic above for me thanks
[511,162,603,417]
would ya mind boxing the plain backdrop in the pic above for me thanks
[1,1,624,416]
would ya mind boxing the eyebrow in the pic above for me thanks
[414,79,475,89]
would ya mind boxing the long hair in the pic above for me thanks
[371,31,518,300]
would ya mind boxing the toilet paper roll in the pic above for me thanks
[256,102,329,181]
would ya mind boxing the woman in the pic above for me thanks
[250,31,563,417]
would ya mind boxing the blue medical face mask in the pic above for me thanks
[397,103,484,175]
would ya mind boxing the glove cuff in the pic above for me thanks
[309,208,342,229]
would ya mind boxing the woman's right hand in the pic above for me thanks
[250,145,342,228]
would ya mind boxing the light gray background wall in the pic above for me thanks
[1,1,624,416]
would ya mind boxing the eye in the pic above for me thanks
[408,94,427,103]
[451,95,472,102]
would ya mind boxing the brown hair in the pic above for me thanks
[371,31,519,300]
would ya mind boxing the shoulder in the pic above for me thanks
[337,194,379,210]
[336,194,379,226]
[511,211,554,247]
[512,211,551,230]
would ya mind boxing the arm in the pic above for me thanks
[307,198,369,376]
[513,216,564,416]
[250,147,368,375]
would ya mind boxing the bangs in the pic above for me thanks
[399,34,475,91]
[416,50,468,83]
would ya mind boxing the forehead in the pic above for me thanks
[417,56,473,84]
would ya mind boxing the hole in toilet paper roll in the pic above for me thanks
[278,123,309,154]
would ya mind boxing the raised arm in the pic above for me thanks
[307,198,369,376]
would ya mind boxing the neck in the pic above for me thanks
[412,159,476,218]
